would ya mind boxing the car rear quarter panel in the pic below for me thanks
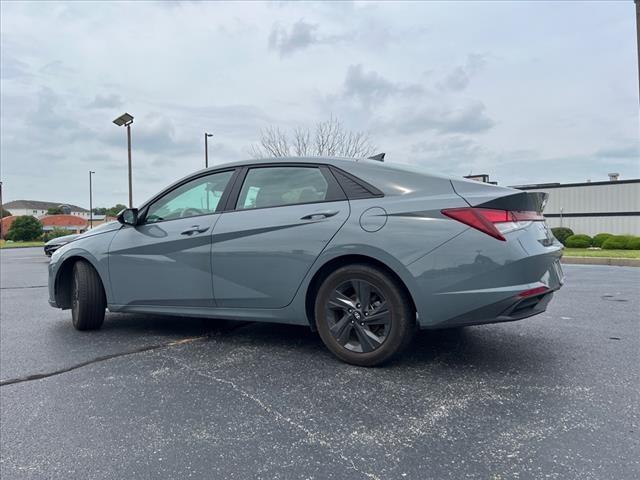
[291,185,470,327]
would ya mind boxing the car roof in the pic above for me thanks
[196,156,379,171]
[138,156,476,209]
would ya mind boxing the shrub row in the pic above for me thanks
[42,227,75,242]
[4,216,78,242]
[551,228,640,249]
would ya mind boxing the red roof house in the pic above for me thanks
[0,215,18,239]
[39,215,88,233]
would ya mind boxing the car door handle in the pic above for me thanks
[180,225,208,235]
[300,210,339,221]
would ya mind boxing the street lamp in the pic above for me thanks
[89,171,95,229]
[204,132,213,168]
[113,113,134,207]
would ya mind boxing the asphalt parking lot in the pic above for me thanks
[0,247,638,479]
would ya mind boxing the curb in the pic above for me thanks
[561,257,640,267]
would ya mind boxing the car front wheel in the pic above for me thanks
[71,260,106,331]
[315,264,415,366]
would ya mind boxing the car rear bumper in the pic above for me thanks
[427,285,560,329]
[408,223,564,329]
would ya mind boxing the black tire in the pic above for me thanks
[315,264,415,366]
[71,260,106,331]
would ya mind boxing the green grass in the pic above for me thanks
[563,248,640,259]
[0,240,45,249]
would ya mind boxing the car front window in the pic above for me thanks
[145,170,233,223]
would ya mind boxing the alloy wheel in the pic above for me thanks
[325,279,390,353]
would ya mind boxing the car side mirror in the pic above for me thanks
[117,208,139,226]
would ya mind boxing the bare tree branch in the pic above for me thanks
[250,117,376,159]
[292,127,310,156]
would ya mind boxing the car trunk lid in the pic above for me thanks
[449,178,548,213]
[446,179,551,242]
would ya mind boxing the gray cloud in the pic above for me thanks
[24,88,93,145]
[438,54,487,92]
[0,2,635,207]
[39,60,74,77]
[159,103,274,138]
[87,93,123,109]
[412,135,482,157]
[99,113,196,156]
[0,55,31,80]
[407,135,505,179]
[390,102,495,135]
[343,64,424,107]
[595,144,640,159]
[268,19,319,56]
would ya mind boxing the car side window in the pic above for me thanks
[145,170,233,223]
[236,167,329,210]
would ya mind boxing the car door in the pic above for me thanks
[108,169,236,308]
[211,164,349,309]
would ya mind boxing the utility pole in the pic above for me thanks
[205,132,213,168]
[89,171,95,229]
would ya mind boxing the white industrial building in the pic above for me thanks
[512,176,639,236]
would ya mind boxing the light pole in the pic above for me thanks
[204,132,213,168]
[113,113,134,207]
[636,0,639,101]
[89,171,95,229]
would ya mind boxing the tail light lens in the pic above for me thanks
[518,286,550,298]
[441,208,544,241]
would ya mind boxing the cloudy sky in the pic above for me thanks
[1,1,638,209]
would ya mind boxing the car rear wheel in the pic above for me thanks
[71,260,106,331]
[315,264,415,366]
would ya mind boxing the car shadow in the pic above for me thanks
[100,312,242,336]
[194,319,561,374]
[90,313,562,376]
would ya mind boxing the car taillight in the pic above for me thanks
[441,208,544,241]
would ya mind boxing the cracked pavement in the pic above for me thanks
[1,248,639,479]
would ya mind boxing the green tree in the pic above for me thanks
[1,207,12,218]
[6,216,43,241]
[47,207,64,215]
[92,207,107,215]
[43,227,73,242]
[105,204,127,217]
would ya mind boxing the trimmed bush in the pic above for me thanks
[6,215,43,241]
[43,227,73,242]
[626,237,640,250]
[564,234,592,248]
[602,235,632,250]
[592,233,614,248]
[551,227,574,245]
